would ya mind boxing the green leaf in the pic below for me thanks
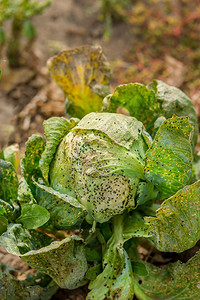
[0,27,6,44]
[88,244,134,300]
[74,111,151,152]
[103,83,160,135]
[0,224,53,256]
[148,79,198,146]
[145,116,193,199]
[16,204,50,229]
[23,20,36,39]
[0,199,15,220]
[47,45,111,118]
[0,216,8,235]
[132,262,148,277]
[0,263,58,300]
[22,236,88,289]
[21,135,45,194]
[0,225,87,289]
[85,247,102,262]
[40,117,77,183]
[86,264,102,281]
[3,144,20,171]
[136,181,158,207]
[0,159,18,204]
[122,212,151,242]
[17,177,37,206]
[35,182,86,229]
[135,250,200,300]
[146,180,200,252]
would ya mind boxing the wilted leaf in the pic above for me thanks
[135,250,200,299]
[0,159,18,204]
[35,182,86,229]
[39,117,78,183]
[145,116,193,199]
[47,45,111,118]
[146,180,200,252]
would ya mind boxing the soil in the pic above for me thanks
[0,0,200,299]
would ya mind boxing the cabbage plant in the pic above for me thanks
[0,46,200,300]
[0,97,200,299]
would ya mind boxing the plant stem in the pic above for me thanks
[7,17,23,68]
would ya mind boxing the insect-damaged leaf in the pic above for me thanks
[22,236,88,289]
[35,182,86,229]
[134,250,200,300]
[0,224,87,289]
[21,135,45,194]
[39,117,78,183]
[47,45,111,118]
[122,212,151,242]
[88,245,134,300]
[146,180,200,252]
[145,116,193,199]
[0,159,18,204]
[103,83,160,135]
[148,79,198,146]
[3,144,20,172]
[0,263,58,300]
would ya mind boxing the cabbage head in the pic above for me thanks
[50,112,152,223]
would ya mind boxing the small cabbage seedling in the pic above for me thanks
[0,0,51,68]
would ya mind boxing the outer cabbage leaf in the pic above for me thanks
[146,180,200,252]
[103,83,160,134]
[134,250,200,300]
[21,135,45,194]
[122,212,151,242]
[39,117,78,183]
[0,224,53,256]
[0,159,18,205]
[0,224,87,289]
[148,79,198,146]
[17,178,50,230]
[47,45,111,118]
[0,264,58,300]
[3,144,20,172]
[35,182,86,229]
[22,236,88,289]
[16,204,50,229]
[145,116,193,199]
